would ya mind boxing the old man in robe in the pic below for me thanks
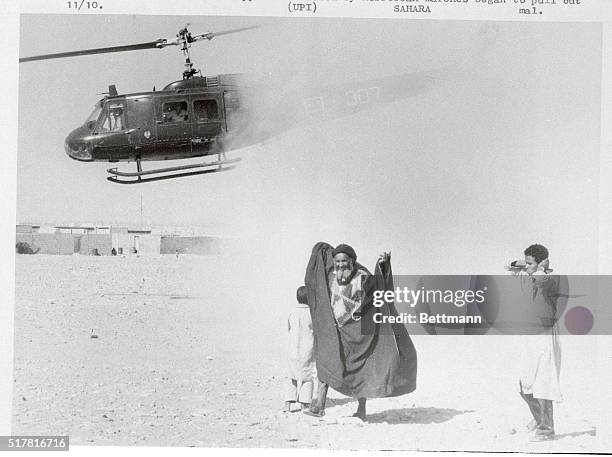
[303,242,417,421]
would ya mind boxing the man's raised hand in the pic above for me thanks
[378,251,391,264]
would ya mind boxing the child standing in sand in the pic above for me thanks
[283,286,316,412]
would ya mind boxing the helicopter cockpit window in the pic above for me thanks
[85,103,103,129]
[194,99,219,121]
[98,103,126,132]
[163,101,189,122]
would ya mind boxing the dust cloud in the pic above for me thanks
[203,20,602,312]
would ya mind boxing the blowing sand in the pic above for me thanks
[11,254,607,451]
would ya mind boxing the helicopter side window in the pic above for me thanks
[163,101,189,123]
[98,103,126,132]
[194,99,219,121]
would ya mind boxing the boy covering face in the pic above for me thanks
[515,244,561,441]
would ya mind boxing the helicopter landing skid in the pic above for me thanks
[106,157,241,184]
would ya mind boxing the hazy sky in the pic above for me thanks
[17,16,602,278]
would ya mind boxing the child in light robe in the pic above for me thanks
[283,286,316,412]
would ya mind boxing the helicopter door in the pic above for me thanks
[155,97,193,159]
[191,96,223,155]
[126,97,156,158]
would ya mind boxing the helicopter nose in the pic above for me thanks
[64,127,93,161]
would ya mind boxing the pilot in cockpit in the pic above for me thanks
[165,105,188,122]
[110,107,124,131]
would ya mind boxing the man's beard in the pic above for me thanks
[335,267,355,285]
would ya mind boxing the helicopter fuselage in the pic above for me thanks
[65,75,245,163]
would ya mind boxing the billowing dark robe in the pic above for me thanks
[304,242,417,398]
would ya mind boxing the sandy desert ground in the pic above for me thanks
[11,254,610,451]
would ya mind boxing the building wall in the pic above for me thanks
[112,234,135,254]
[112,234,160,255]
[137,235,161,255]
[16,233,76,255]
[16,230,223,256]
[78,234,112,255]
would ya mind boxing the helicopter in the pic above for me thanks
[20,25,265,184]
[20,25,437,184]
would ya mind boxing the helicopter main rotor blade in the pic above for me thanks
[19,25,260,62]
[19,40,166,63]
[190,25,260,42]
